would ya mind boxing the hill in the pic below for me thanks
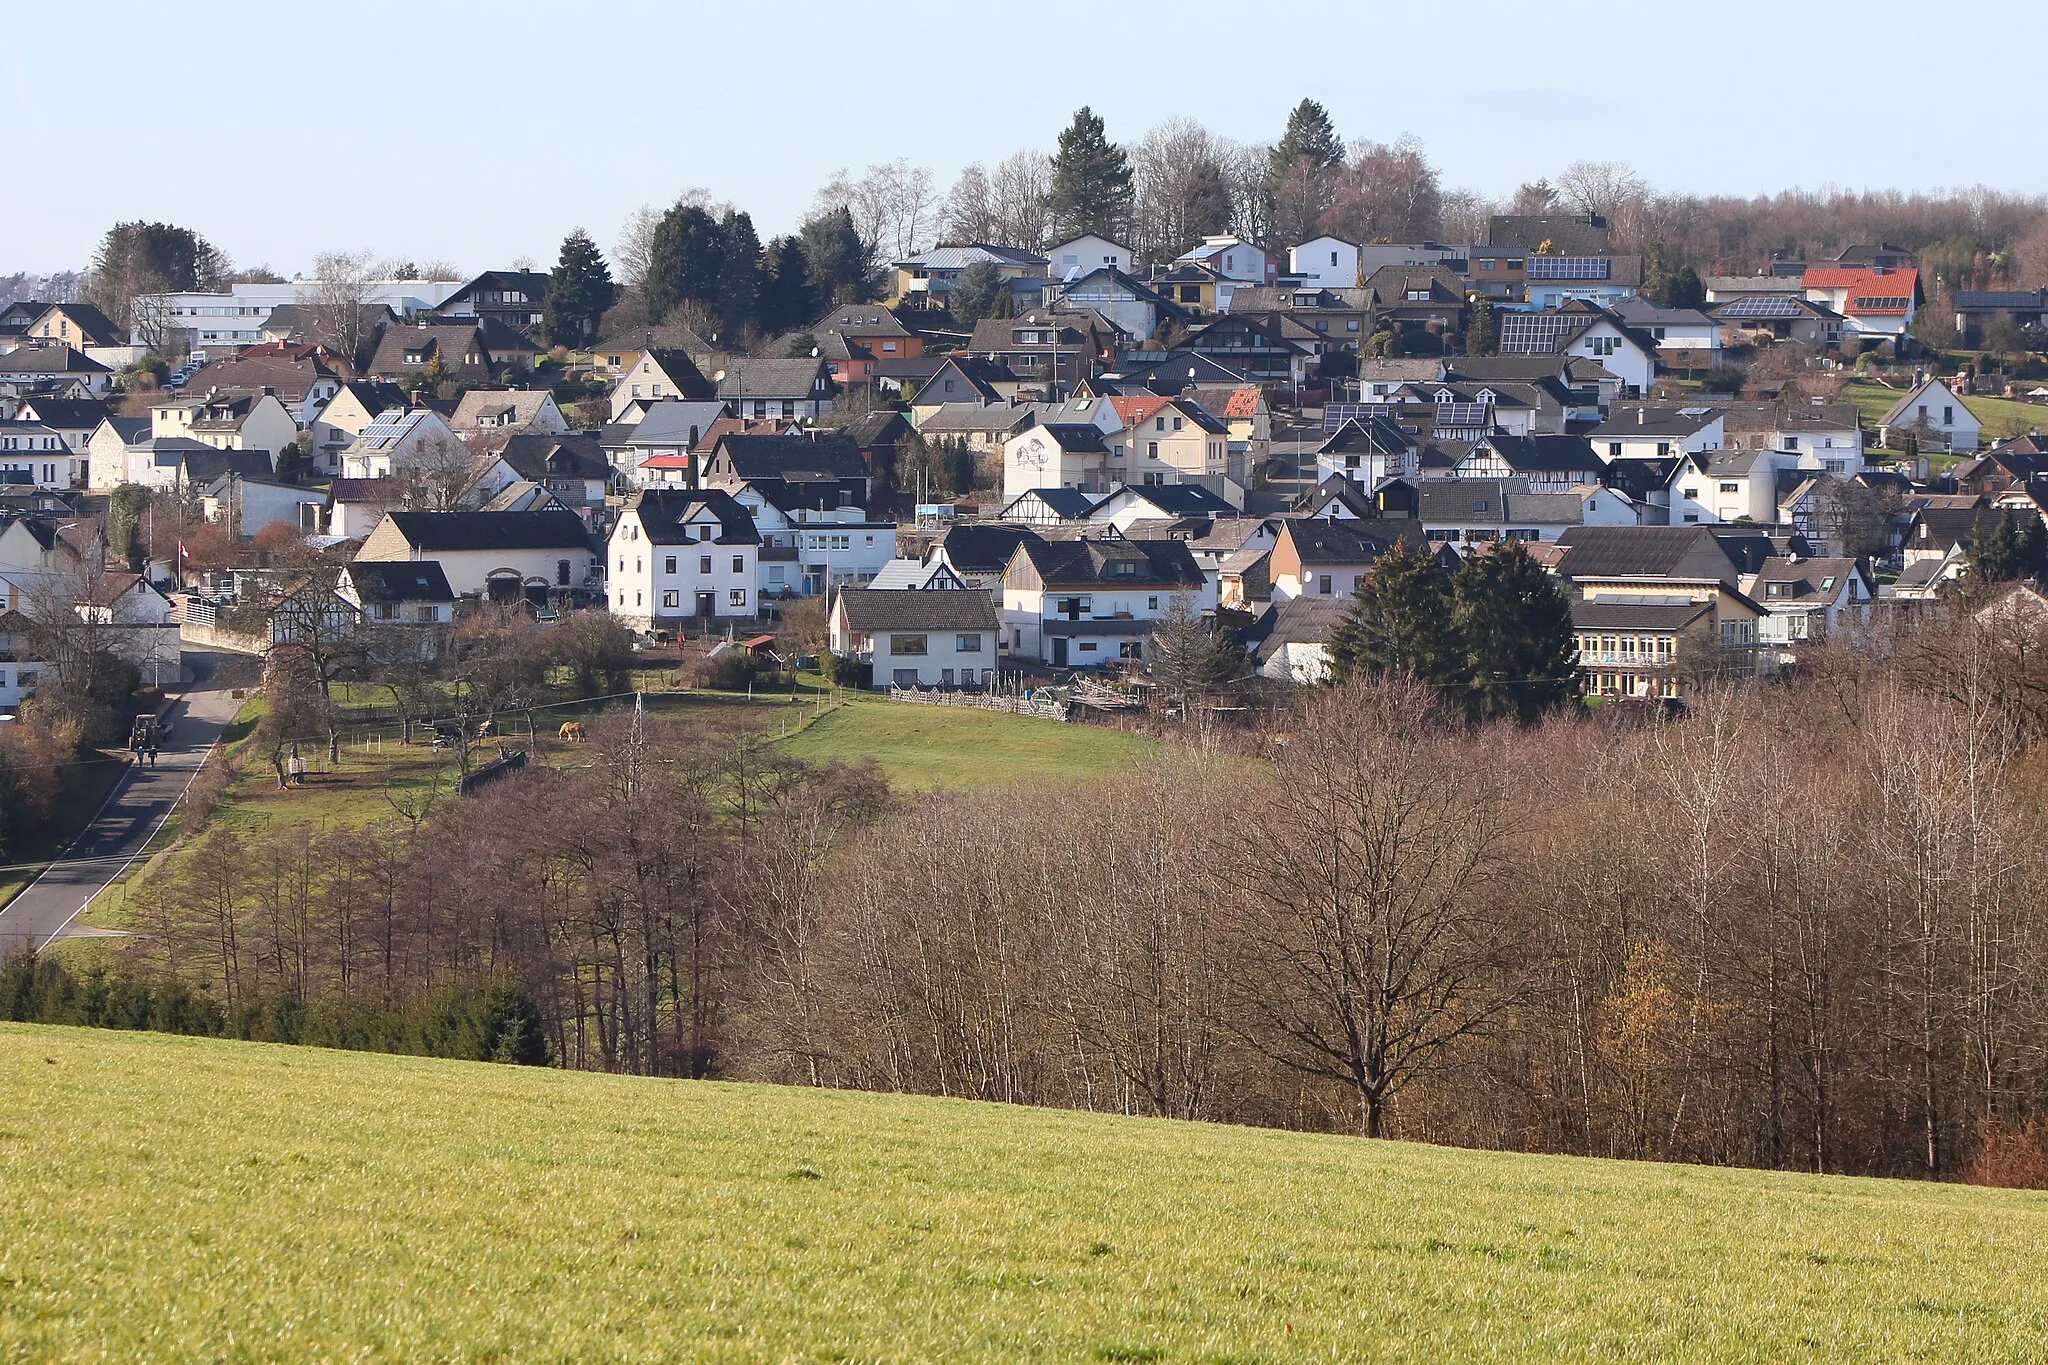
[778,696,1157,789]
[5,1026,2048,1360]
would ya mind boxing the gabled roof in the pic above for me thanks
[0,345,110,375]
[1001,488,1098,521]
[1747,557,1863,605]
[328,476,402,505]
[13,396,106,429]
[1471,433,1602,472]
[1800,266,1921,315]
[915,402,1035,437]
[624,400,728,447]
[1569,596,1716,632]
[594,321,719,358]
[894,243,1048,271]
[810,304,914,337]
[1093,484,1236,518]
[1276,517,1412,567]
[1245,594,1346,657]
[1011,536,1206,588]
[180,449,273,484]
[1589,405,1725,439]
[710,432,866,481]
[1485,214,1612,254]
[346,561,455,604]
[450,389,558,430]
[1552,525,1752,587]
[435,270,550,310]
[835,586,998,633]
[714,358,831,400]
[624,487,759,546]
[30,302,124,347]
[374,509,592,553]
[1317,416,1413,456]
[1363,265,1466,305]
[494,433,609,483]
[1030,423,1110,454]
[938,521,1046,573]
[1880,378,1971,427]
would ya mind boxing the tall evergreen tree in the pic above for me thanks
[949,259,1007,326]
[1667,266,1706,311]
[1048,107,1134,241]
[799,206,879,305]
[717,209,763,335]
[1269,99,1344,181]
[1465,297,1497,356]
[756,236,818,334]
[644,204,728,325]
[1452,539,1580,723]
[1327,538,1463,685]
[542,228,617,347]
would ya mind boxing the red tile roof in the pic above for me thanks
[1110,394,1172,426]
[1800,267,1919,314]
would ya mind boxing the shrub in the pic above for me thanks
[1702,364,1746,394]
[692,651,759,691]
[1963,1113,2048,1190]
[820,651,870,689]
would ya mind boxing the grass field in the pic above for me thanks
[1839,378,2048,445]
[780,696,1157,789]
[4,1024,2047,1361]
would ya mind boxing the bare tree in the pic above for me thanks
[1324,136,1444,245]
[308,251,380,368]
[813,161,939,260]
[1131,119,1233,266]
[1439,188,1497,246]
[939,163,998,244]
[988,150,1054,249]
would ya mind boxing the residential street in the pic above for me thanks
[0,659,248,956]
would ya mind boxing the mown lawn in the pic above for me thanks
[780,696,1156,789]
[3,1024,2047,1361]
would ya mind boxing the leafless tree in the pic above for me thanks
[987,150,1054,249]
[308,250,381,368]
[814,160,939,260]
[1131,119,1233,267]
[1324,136,1444,246]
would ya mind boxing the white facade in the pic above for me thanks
[1881,380,1981,453]
[1562,321,1655,396]
[1289,237,1360,289]
[138,280,461,354]
[1000,581,1217,666]
[829,607,997,689]
[1049,235,1133,279]
[608,505,758,625]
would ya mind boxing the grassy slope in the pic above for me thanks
[1840,379,2048,445]
[4,1025,2047,1362]
[781,696,1157,790]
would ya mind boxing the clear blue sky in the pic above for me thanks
[7,0,2044,276]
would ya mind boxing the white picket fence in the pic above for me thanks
[887,685,1070,722]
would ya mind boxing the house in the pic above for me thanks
[1002,421,1118,499]
[1441,354,1619,413]
[1289,236,1361,289]
[1172,314,1313,386]
[1000,535,1210,667]
[608,348,714,420]
[1609,299,1720,375]
[473,433,613,516]
[1900,505,2030,567]
[324,477,405,539]
[1362,265,1467,342]
[1952,289,2048,347]
[1453,433,1604,490]
[1591,405,1725,463]
[1569,593,1763,700]
[1226,285,1374,350]
[1103,394,1235,498]
[10,396,105,486]
[1663,448,1784,525]
[179,391,297,460]
[1176,236,1278,291]
[19,302,124,350]
[1742,556,1874,649]
[1517,254,1644,310]
[1496,302,1657,397]
[86,416,150,488]
[1833,244,1918,269]
[913,401,1036,456]
[366,321,518,386]
[432,270,550,335]
[449,389,570,437]
[357,509,599,604]
[258,302,396,351]
[1719,401,1865,477]
[1408,476,1602,551]
[715,358,835,421]
[1879,379,1980,453]
[588,322,728,381]
[891,244,1048,309]
[1315,415,1416,487]
[341,407,461,481]
[200,474,329,537]
[1267,518,1420,602]
[1245,594,1346,683]
[867,558,967,591]
[606,487,760,625]
[1702,275,1807,304]
[910,355,1024,419]
[1046,267,1182,343]
[310,379,408,472]
[1487,213,1613,255]
[966,313,1106,394]
[1799,267,1920,343]
[742,495,896,599]
[701,432,870,510]
[929,522,1049,595]
[0,421,79,488]
[1049,235,1135,279]
[807,305,924,383]
[829,587,1000,688]
[999,488,1098,526]
[1085,483,1237,534]
[606,399,728,487]
[1552,523,1777,591]
[1708,294,1846,348]
[0,344,112,396]
[184,343,348,425]
[337,561,456,660]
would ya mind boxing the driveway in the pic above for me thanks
[0,666,248,956]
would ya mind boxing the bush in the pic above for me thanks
[1701,364,1746,394]
[820,651,871,689]
[692,651,759,691]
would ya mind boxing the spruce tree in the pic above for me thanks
[1269,99,1344,182]
[756,236,818,334]
[1327,538,1462,685]
[949,260,1006,326]
[1453,539,1580,723]
[1465,297,1496,356]
[645,205,728,325]
[542,228,617,347]
[1048,107,1134,241]
[717,209,763,335]
[799,206,879,304]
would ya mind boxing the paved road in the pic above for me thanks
[0,678,247,957]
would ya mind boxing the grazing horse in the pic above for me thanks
[558,721,585,743]
[476,719,497,739]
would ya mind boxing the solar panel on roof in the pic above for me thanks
[1434,402,1490,427]
[1325,403,1396,430]
[1498,314,1586,354]
[1714,296,1803,319]
[1526,256,1612,280]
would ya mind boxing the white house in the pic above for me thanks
[829,586,1001,689]
[1590,405,1725,463]
[337,561,457,661]
[1048,235,1134,280]
[1289,236,1360,289]
[1879,379,1981,453]
[1000,535,1212,668]
[1666,449,1785,526]
[1002,422,1115,500]
[1743,556,1874,650]
[449,389,570,436]
[1315,415,1415,487]
[355,509,598,603]
[738,492,896,599]
[341,407,461,480]
[607,487,760,625]
[200,475,330,537]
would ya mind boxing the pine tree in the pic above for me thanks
[1048,107,1134,241]
[1452,539,1580,723]
[949,260,1006,326]
[1269,99,1344,182]
[756,236,818,334]
[1643,245,1672,307]
[542,228,617,347]
[645,205,728,325]
[1327,539,1462,685]
[799,206,879,304]
[717,209,763,336]
[1667,266,1706,310]
[1965,513,2033,588]
[1466,297,1497,356]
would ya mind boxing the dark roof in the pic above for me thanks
[12,396,107,429]
[367,323,492,376]
[495,433,609,483]
[1012,536,1205,588]
[347,561,454,604]
[839,410,913,451]
[0,345,110,375]
[32,301,124,347]
[1590,405,1726,439]
[1005,488,1098,520]
[1570,597,1715,632]
[329,477,402,504]
[377,509,593,553]
[1553,526,1751,586]
[1246,595,1347,656]
[714,358,831,400]
[102,415,151,444]
[1749,557,1862,603]
[939,522,1046,573]
[1473,433,1602,472]
[334,378,407,414]
[711,432,866,481]
[1911,505,2032,553]
[1318,416,1413,456]
[1279,518,1413,567]
[261,302,395,342]
[625,487,759,546]
[1439,355,1578,384]
[835,586,999,633]
[642,349,715,399]
[1954,289,2048,311]
[435,270,550,311]
[1099,484,1235,516]
[181,449,273,484]
[1485,214,1612,254]
[1035,422,1110,454]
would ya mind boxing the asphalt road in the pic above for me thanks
[0,678,246,957]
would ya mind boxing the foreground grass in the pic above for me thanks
[781,695,1156,789]
[4,1026,2048,1361]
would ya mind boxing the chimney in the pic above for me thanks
[1636,407,1644,425]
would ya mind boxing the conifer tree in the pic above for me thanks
[1048,107,1134,241]
[1452,539,1580,723]
[542,229,617,347]
[1269,99,1344,182]
[645,205,728,325]
[1327,538,1462,686]
[756,236,818,335]
[717,209,763,335]
[1465,297,1497,356]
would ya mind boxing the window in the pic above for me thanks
[1785,436,1799,450]
[1609,442,1623,457]
[557,559,571,586]
[699,555,712,574]
[1478,258,1496,270]
[729,589,747,607]
[374,602,396,621]
[1944,406,1955,424]
[1079,641,1099,653]
[892,633,928,656]
[1172,416,1183,431]
[1682,487,1698,500]
[955,634,982,652]
[1656,441,1670,457]
[1506,259,1523,270]
[1147,596,1159,610]
[1590,336,1618,357]
[1319,574,1333,595]
[959,668,977,685]
[1148,441,1159,458]
[664,555,677,574]
[732,555,745,574]
[1719,481,1740,494]
[662,590,679,608]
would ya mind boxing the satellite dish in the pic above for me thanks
[713,370,727,382]
[1062,266,1079,284]
[811,347,819,358]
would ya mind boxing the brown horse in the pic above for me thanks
[558,721,585,742]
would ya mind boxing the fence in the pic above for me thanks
[458,748,527,797]
[888,685,1070,722]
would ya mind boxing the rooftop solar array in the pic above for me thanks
[1498,313,1587,354]
[1526,256,1612,280]
[1713,295,1806,319]
[1433,402,1491,427]
[1325,402,1398,430]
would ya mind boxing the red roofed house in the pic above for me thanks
[1800,266,1920,344]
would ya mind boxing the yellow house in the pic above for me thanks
[24,302,125,348]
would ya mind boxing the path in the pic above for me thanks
[0,659,249,956]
